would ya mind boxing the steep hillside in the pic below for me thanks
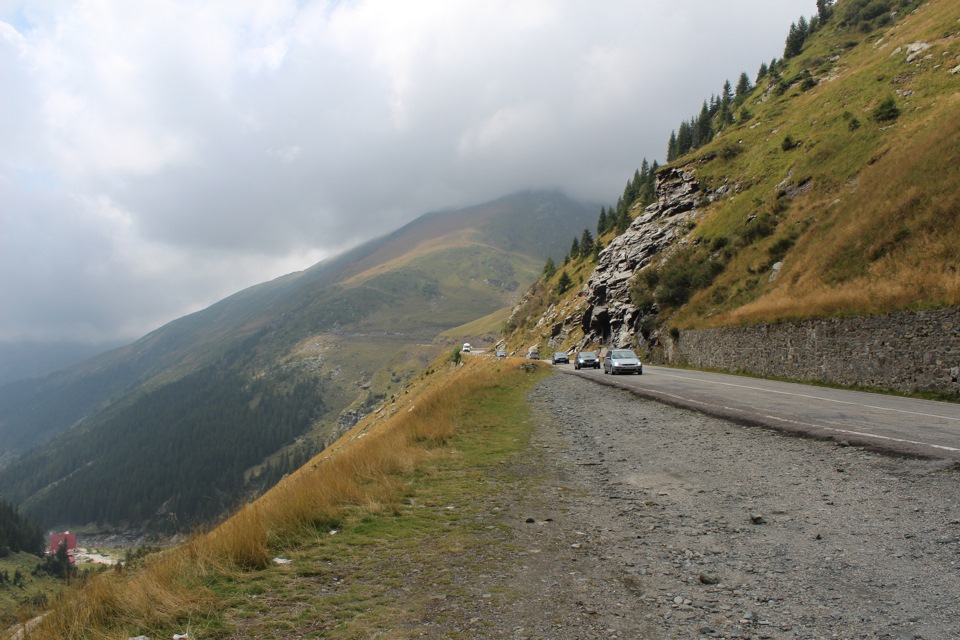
[506,0,960,356]
[0,190,595,531]
[20,354,551,639]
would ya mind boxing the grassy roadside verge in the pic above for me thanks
[16,356,549,640]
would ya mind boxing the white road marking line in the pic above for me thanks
[762,414,960,452]
[650,370,960,422]
[630,384,960,454]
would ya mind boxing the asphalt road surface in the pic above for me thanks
[561,364,960,460]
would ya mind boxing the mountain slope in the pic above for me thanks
[0,190,596,530]
[505,0,960,357]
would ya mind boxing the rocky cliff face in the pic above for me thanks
[509,162,734,354]
[581,165,704,348]
[527,164,716,353]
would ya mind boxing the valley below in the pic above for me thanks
[416,373,960,639]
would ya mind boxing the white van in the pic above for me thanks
[462,343,471,352]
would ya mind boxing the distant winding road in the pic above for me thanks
[563,364,960,460]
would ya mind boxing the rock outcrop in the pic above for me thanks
[577,165,705,348]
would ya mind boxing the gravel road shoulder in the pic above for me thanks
[440,373,960,639]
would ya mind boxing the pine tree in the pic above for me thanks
[630,169,642,202]
[667,130,678,162]
[556,270,573,294]
[718,80,734,126]
[579,228,594,258]
[638,158,655,207]
[570,236,580,259]
[784,22,804,58]
[735,72,752,105]
[756,62,769,83]
[597,207,608,236]
[695,100,712,148]
[721,80,734,110]
[768,59,782,88]
[817,0,834,23]
[0,499,43,555]
[543,257,556,279]
[614,206,631,234]
[676,121,693,157]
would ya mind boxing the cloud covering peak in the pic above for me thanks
[1,0,814,343]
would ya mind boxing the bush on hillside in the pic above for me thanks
[630,287,657,316]
[655,248,726,308]
[711,236,731,252]
[843,111,862,130]
[739,213,778,246]
[872,96,900,122]
[719,143,744,160]
[841,0,922,30]
[767,236,797,269]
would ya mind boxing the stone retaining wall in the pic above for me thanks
[663,307,960,395]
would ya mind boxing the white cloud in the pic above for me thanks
[458,104,548,155]
[0,0,817,345]
[267,145,302,163]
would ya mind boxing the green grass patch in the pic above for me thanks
[0,551,62,629]
[114,362,551,639]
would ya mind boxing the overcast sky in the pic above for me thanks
[1,0,815,345]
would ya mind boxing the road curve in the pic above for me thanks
[560,364,960,460]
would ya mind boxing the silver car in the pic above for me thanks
[574,351,600,369]
[603,349,643,375]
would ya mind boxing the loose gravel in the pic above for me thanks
[429,373,960,639]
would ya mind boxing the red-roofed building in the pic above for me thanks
[48,531,77,555]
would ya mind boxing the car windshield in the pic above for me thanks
[554,352,566,357]
[579,352,596,358]
[611,350,637,358]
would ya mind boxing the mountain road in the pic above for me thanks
[562,364,960,460]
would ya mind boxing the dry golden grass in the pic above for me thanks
[339,228,479,288]
[660,0,960,330]
[21,358,495,640]
[25,559,208,640]
[713,91,960,326]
